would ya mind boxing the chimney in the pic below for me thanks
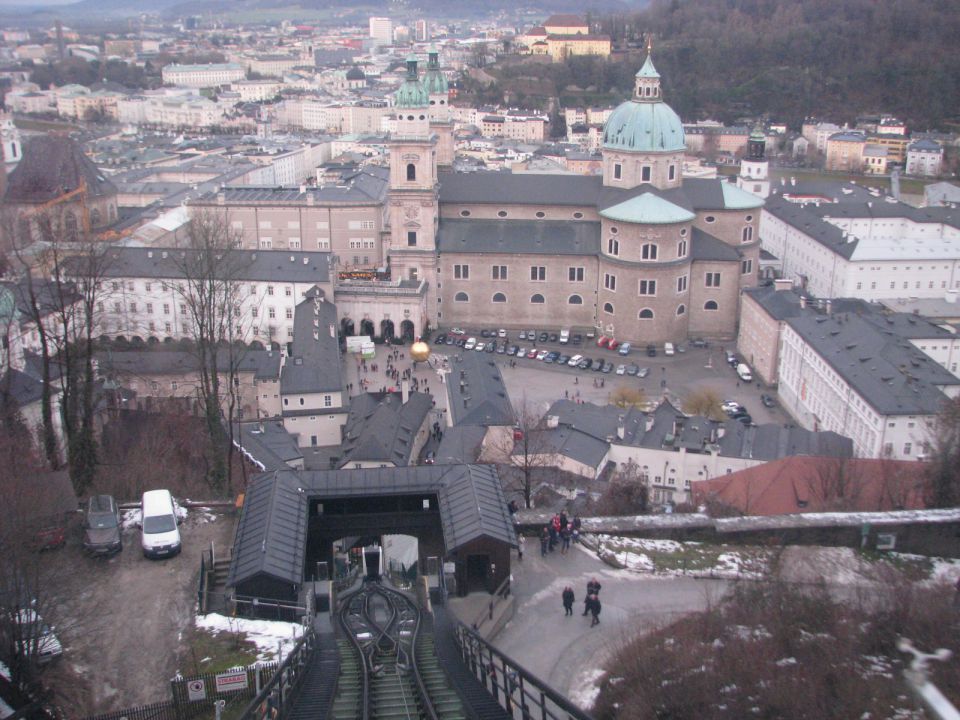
[401,380,409,404]
[645,415,654,432]
[546,415,559,428]
[790,176,796,186]
[799,296,807,309]
[946,290,958,305]
[825,299,832,315]
[717,426,726,439]
[617,424,625,440]
[773,278,793,292]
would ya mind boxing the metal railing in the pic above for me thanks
[471,575,511,634]
[454,622,594,720]
[237,630,318,720]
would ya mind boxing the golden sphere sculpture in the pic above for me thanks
[410,339,431,363]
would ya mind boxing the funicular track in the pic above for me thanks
[330,581,466,720]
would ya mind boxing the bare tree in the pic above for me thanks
[923,397,960,508]
[610,386,648,409]
[488,397,558,509]
[590,459,650,516]
[682,388,725,420]
[806,456,867,511]
[168,210,251,492]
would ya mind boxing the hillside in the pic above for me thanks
[470,0,960,131]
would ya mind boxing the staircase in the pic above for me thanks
[285,633,340,720]
[416,632,467,720]
[328,639,363,720]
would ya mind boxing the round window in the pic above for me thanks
[460,210,471,217]
[535,211,545,219]
[497,210,508,218]
[610,226,618,234]
[680,228,688,237]
[419,115,426,120]
[705,216,716,223]
[745,215,753,222]
[573,212,584,219]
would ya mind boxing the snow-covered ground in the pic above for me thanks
[588,534,770,579]
[193,613,304,664]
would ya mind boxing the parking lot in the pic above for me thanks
[434,327,794,426]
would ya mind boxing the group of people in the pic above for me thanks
[561,578,602,626]
[540,511,581,556]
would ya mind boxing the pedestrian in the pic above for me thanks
[559,510,568,530]
[574,376,578,385]
[517,534,524,562]
[562,586,575,616]
[540,527,549,557]
[565,389,569,399]
[590,594,601,627]
[582,581,595,616]
[560,526,571,554]
[572,515,582,543]
[548,523,558,552]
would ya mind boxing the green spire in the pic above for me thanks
[395,55,429,109]
[636,38,659,79]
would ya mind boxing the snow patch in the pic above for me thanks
[194,613,303,664]
[567,667,605,710]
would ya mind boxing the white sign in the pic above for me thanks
[186,679,206,701]
[214,670,249,693]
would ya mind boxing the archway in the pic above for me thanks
[380,319,395,342]
[400,319,415,342]
[360,319,375,337]
[249,340,265,350]
[270,341,281,352]
[340,318,355,337]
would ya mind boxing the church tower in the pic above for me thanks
[1,112,22,169]
[387,56,439,293]
[737,125,770,198]
[423,46,454,168]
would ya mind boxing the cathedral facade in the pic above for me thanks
[386,48,763,344]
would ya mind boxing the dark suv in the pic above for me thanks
[83,495,122,556]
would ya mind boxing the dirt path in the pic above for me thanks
[42,508,236,715]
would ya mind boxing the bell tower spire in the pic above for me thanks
[634,40,661,101]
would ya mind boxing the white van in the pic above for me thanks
[736,363,753,382]
[664,342,675,356]
[559,329,570,344]
[141,489,181,559]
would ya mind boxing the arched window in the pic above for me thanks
[406,163,416,181]
[492,292,506,303]
[603,302,614,315]
[454,292,469,302]
[530,294,545,304]
[64,211,78,242]
[677,240,687,258]
[568,294,583,305]
[742,226,754,243]
[641,243,658,260]
[607,238,619,255]
[704,300,718,311]
[90,208,101,226]
[639,308,654,319]
[677,304,686,316]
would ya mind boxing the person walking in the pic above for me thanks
[590,594,602,627]
[540,527,549,557]
[560,526,571,554]
[562,586,575,616]
[582,582,595,616]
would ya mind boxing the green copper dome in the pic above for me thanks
[602,51,685,153]
[395,55,429,109]
[423,47,448,95]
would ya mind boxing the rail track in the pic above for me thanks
[330,581,466,720]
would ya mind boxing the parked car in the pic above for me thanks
[626,364,640,376]
[618,342,632,356]
[450,327,465,336]
[456,337,467,347]
[571,333,583,345]
[480,329,491,338]
[544,351,560,363]
[464,337,477,350]
[735,414,753,425]
[515,347,527,357]
[485,342,496,353]
[602,361,614,373]
[594,359,607,372]
[559,329,570,344]
[736,363,753,382]
[549,333,559,343]
[597,335,610,348]
[568,354,583,367]
[637,367,650,378]
[526,348,539,359]
[539,332,549,342]
[496,342,507,354]
[536,349,549,360]
[83,495,122,556]
[445,336,456,345]
[691,338,709,348]
[726,351,738,367]
[664,342,675,356]
[527,330,537,341]
[434,334,448,345]
[646,344,657,357]
[507,345,519,355]
[498,328,507,338]
[518,330,527,340]
[14,607,62,664]
[578,358,593,370]
[557,353,571,365]
[140,489,181,559]
[761,394,776,408]
[616,364,627,375]
[424,451,436,465]
[608,339,620,351]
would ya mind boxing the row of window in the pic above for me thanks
[612,162,677,183]
[451,292,719,315]
[450,265,738,287]
[459,209,587,220]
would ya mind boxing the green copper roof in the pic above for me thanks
[395,56,429,109]
[423,47,448,95]
[721,182,765,210]
[636,52,659,79]
[600,193,695,225]
[602,100,685,152]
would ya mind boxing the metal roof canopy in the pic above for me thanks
[228,464,516,588]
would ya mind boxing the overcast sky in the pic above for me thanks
[0,0,80,6]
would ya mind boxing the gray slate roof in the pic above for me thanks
[786,313,960,415]
[338,391,432,467]
[96,247,332,284]
[228,464,516,587]
[98,348,282,380]
[208,166,388,206]
[690,227,740,262]
[446,351,514,426]
[524,426,610,469]
[434,424,488,464]
[5,135,117,203]
[237,420,303,471]
[437,219,600,256]
[281,287,343,396]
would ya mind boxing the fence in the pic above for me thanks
[83,700,179,720]
[237,631,318,720]
[454,622,594,720]
[471,575,511,635]
[232,595,309,622]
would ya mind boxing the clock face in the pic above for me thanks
[404,205,420,220]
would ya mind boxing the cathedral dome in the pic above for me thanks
[602,50,685,153]
[395,55,430,109]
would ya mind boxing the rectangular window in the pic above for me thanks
[289,238,301,249]
[705,272,721,288]
[179,303,187,315]
[639,279,657,296]
[669,164,676,181]
[145,283,152,292]
[259,238,273,249]
[268,307,276,319]
[407,231,417,246]
[530,266,546,281]
[251,307,258,318]
[454,264,469,279]
[613,163,622,180]
[286,308,293,319]
[568,267,584,282]
[267,286,274,296]
[741,259,753,274]
[492,265,507,280]
[676,275,687,293]
[129,302,137,313]
[604,273,616,291]
[324,395,332,407]
[641,166,651,182]
[146,303,153,314]
[113,302,121,313]
[349,239,362,249]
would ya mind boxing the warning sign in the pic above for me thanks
[186,679,206,701]
[215,670,249,693]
